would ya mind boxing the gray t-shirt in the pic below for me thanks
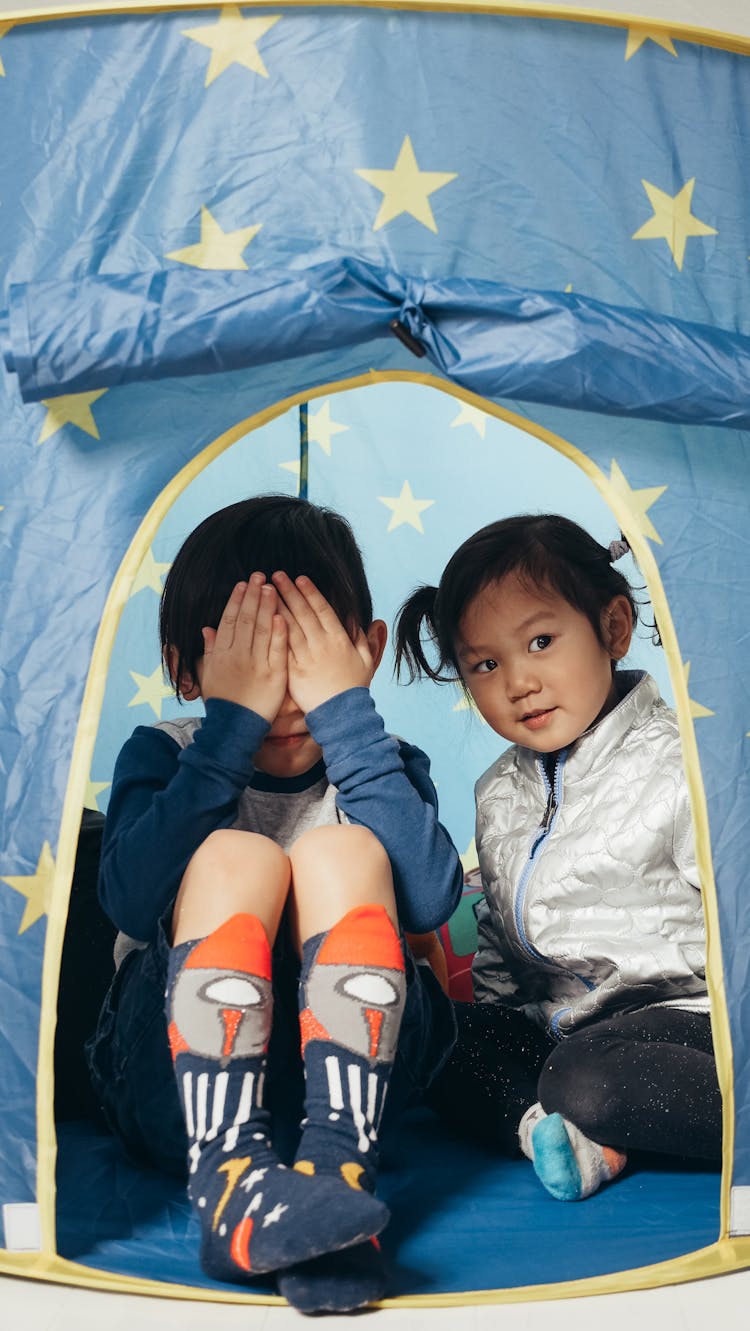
[114,715,345,967]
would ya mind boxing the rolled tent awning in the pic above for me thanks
[4,259,750,428]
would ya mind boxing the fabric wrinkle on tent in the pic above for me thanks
[0,0,749,1306]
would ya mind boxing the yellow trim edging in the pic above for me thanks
[2,1236,750,1304]
[33,369,734,1300]
[0,3,749,59]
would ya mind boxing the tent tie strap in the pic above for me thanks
[389,318,426,358]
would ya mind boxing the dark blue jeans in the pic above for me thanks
[86,912,456,1178]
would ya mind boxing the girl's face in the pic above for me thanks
[456,574,632,753]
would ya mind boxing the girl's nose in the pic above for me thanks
[506,664,541,703]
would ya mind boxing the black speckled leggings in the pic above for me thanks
[427,1001,721,1162]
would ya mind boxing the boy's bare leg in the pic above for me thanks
[288,823,397,945]
[278,825,405,1311]
[165,827,389,1282]
[287,825,404,1177]
[172,828,290,946]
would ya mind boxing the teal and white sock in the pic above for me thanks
[518,1102,627,1201]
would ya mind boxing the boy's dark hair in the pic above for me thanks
[394,513,640,684]
[161,495,373,697]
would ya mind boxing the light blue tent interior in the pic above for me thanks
[1,0,750,1307]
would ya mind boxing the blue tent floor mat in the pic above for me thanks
[55,1109,721,1297]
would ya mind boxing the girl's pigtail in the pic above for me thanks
[394,585,446,682]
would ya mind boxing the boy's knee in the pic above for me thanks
[173,831,291,943]
[289,827,395,940]
[291,824,389,876]
[187,828,289,881]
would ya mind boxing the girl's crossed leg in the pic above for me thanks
[428,1000,720,1201]
[538,1005,721,1161]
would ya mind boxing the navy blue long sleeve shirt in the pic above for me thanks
[99,686,463,942]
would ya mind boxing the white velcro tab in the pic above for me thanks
[2,1202,42,1251]
[729,1186,750,1236]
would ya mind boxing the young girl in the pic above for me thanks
[87,495,462,1312]
[395,513,719,1202]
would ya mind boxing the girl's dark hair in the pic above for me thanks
[161,495,373,697]
[394,513,639,683]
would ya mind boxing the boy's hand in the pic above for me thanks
[200,574,288,723]
[272,572,373,714]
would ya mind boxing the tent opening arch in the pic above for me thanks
[40,373,728,1301]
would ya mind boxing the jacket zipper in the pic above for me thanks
[512,751,564,959]
[512,749,595,1007]
[532,781,558,848]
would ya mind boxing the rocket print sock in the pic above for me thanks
[518,1102,627,1201]
[166,914,389,1282]
[276,905,405,1313]
[293,903,407,1192]
[276,1238,386,1314]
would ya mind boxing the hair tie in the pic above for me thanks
[608,536,630,563]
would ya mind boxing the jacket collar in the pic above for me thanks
[517,670,656,785]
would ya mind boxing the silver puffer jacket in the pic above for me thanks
[472,672,708,1036]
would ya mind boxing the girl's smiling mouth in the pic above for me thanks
[521,708,556,730]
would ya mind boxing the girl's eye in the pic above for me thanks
[529,635,552,653]
[474,659,498,674]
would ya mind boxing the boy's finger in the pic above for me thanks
[233,573,265,650]
[201,626,218,655]
[276,600,306,656]
[251,583,277,655]
[354,628,374,670]
[291,575,343,634]
[268,614,288,668]
[213,582,248,651]
[271,571,321,638]
[274,594,301,635]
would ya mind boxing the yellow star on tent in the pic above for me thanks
[166,206,262,271]
[85,779,111,812]
[308,400,348,456]
[460,838,478,875]
[128,666,173,719]
[632,178,716,271]
[181,7,281,87]
[453,692,487,722]
[356,136,457,233]
[0,22,13,77]
[608,459,666,545]
[279,458,301,478]
[37,390,108,445]
[451,403,488,438]
[378,480,434,533]
[130,548,171,598]
[683,662,715,720]
[2,841,55,934]
[625,29,678,61]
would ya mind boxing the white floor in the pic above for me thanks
[3,1268,750,1331]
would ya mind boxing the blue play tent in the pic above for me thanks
[1,0,749,1306]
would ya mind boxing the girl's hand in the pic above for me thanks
[272,572,373,715]
[200,574,288,723]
